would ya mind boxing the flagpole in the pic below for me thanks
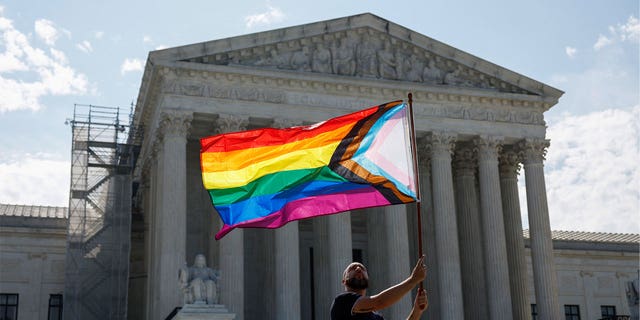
[407,93,425,294]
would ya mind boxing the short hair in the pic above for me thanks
[342,262,367,280]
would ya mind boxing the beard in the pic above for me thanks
[345,277,368,290]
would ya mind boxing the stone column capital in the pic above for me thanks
[453,144,477,177]
[158,110,193,139]
[474,135,503,161]
[499,148,522,177]
[215,114,249,134]
[427,131,457,158]
[519,138,550,165]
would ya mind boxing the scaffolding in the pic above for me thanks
[63,104,142,320]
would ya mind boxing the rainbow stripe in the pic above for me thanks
[201,101,417,239]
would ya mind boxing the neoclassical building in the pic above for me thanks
[128,13,579,320]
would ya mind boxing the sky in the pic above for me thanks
[0,1,638,234]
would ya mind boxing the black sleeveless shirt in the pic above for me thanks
[330,292,384,320]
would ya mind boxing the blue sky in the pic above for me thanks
[0,1,638,233]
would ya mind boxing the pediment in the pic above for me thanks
[149,13,562,98]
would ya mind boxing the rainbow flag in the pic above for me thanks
[201,100,417,239]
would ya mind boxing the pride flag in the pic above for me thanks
[201,100,417,239]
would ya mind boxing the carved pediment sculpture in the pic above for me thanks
[180,28,534,95]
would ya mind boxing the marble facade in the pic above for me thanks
[0,205,67,319]
[130,13,567,320]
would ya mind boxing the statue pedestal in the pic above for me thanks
[174,303,236,320]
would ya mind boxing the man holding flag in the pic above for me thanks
[201,99,428,318]
[331,256,429,320]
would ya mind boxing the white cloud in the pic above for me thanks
[0,153,70,207]
[76,40,93,53]
[594,15,639,50]
[0,11,89,112]
[50,48,67,64]
[551,17,639,115]
[245,5,284,28]
[143,35,152,43]
[619,15,639,42]
[565,46,577,58]
[593,34,613,50]
[120,58,144,75]
[155,45,168,50]
[529,15,640,234]
[94,31,104,39]
[519,107,640,234]
[542,107,640,234]
[34,19,59,46]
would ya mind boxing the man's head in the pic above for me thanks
[342,262,369,291]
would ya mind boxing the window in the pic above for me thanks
[601,305,616,318]
[531,304,538,320]
[564,304,581,320]
[0,293,19,320]
[48,294,63,320]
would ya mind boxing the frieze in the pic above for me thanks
[160,79,545,125]
[162,79,286,104]
[183,28,535,95]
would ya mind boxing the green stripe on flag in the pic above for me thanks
[208,166,348,205]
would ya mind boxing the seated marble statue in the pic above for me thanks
[179,254,219,305]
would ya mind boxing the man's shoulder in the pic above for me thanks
[331,292,363,320]
[331,292,384,320]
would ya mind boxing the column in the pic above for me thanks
[366,207,386,296]
[216,115,248,319]
[313,213,352,320]
[219,230,244,318]
[520,139,561,320]
[453,145,488,320]
[141,155,155,320]
[149,141,163,320]
[329,214,353,297]
[273,118,301,320]
[428,132,464,320]
[499,148,531,320]
[156,110,192,319]
[416,143,440,320]
[274,223,300,319]
[383,205,412,319]
[475,136,513,319]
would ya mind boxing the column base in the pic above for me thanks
[174,303,236,320]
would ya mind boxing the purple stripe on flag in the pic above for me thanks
[214,186,392,239]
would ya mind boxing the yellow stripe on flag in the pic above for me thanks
[202,141,340,189]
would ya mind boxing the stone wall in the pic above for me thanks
[0,217,67,319]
